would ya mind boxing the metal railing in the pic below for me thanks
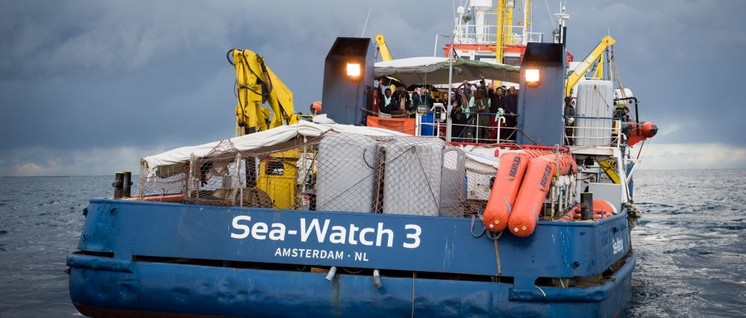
[565,116,623,147]
[419,113,626,147]
[454,19,544,45]
[419,111,518,144]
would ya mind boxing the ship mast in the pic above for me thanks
[495,0,505,64]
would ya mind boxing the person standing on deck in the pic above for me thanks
[485,83,506,141]
[450,93,469,141]
[504,86,519,142]
[564,91,576,146]
[380,88,394,113]
[412,87,432,110]
[471,89,489,143]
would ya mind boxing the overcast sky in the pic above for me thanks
[1,0,744,176]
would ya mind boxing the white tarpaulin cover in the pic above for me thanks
[142,120,408,176]
[374,57,520,85]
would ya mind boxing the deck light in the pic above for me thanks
[525,68,540,86]
[346,63,361,78]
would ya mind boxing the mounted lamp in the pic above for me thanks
[346,63,361,78]
[525,68,540,87]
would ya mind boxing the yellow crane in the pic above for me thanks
[375,34,393,61]
[565,35,616,97]
[227,49,301,209]
[227,49,300,136]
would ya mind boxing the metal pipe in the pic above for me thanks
[112,172,124,199]
[325,266,337,282]
[445,36,454,142]
[580,192,593,220]
[373,269,382,288]
[122,171,132,197]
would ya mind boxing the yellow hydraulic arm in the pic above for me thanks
[375,34,393,61]
[565,35,616,97]
[228,49,299,136]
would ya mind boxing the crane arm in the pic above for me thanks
[375,34,393,61]
[565,35,616,97]
[229,49,299,136]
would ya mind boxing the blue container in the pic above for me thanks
[421,111,436,136]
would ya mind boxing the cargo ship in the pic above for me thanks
[67,2,657,317]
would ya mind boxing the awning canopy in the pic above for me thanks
[142,120,408,177]
[374,57,520,85]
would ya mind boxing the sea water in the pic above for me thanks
[0,171,744,317]
[621,169,746,317]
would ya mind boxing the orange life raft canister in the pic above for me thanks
[508,153,576,237]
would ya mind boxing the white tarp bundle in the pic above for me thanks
[374,57,520,85]
[142,120,408,177]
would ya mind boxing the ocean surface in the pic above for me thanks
[0,170,744,317]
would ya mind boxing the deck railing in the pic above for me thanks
[419,113,624,147]
[418,111,518,144]
[565,116,623,147]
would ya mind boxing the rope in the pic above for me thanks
[470,215,486,238]
[610,47,626,97]
[514,126,540,145]
[636,140,646,160]
[593,85,612,109]
[536,286,547,298]
[488,231,503,276]
[493,235,502,276]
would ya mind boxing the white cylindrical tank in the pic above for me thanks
[574,79,614,146]
[316,134,378,212]
[439,147,466,217]
[382,138,445,216]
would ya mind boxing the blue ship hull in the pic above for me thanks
[68,199,634,317]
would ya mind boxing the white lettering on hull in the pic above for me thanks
[230,216,421,249]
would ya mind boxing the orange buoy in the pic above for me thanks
[482,152,530,232]
[558,199,616,222]
[508,153,576,237]
[558,204,581,221]
[627,121,657,146]
[310,101,323,115]
[593,199,617,218]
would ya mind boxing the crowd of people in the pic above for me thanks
[378,85,448,116]
[449,78,519,142]
[376,77,520,143]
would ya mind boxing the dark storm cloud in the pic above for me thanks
[562,0,746,145]
[0,0,744,175]
[0,0,454,151]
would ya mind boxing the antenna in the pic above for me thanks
[452,0,456,21]
[360,8,373,37]
[544,0,556,30]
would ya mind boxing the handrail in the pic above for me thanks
[564,117,626,147]
[419,111,517,144]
